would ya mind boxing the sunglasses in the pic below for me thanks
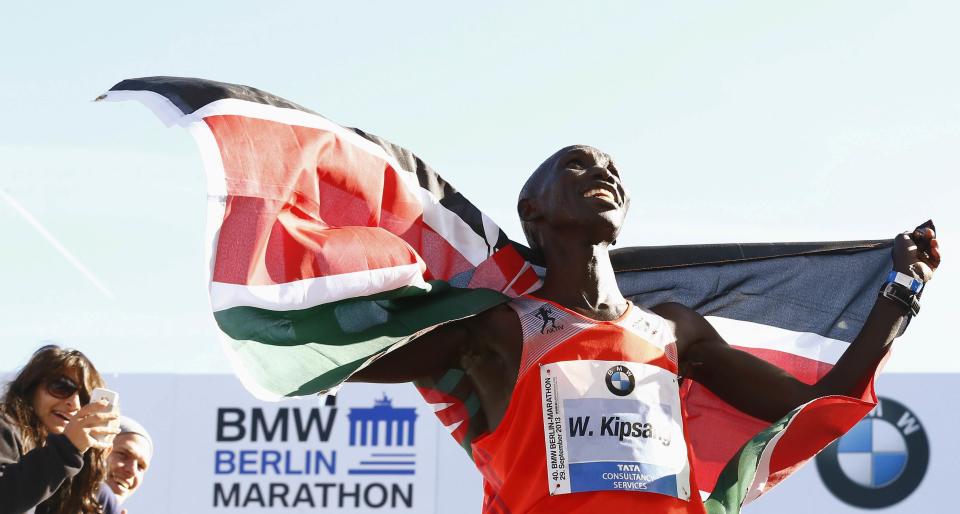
[45,376,80,400]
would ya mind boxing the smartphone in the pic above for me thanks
[90,387,119,413]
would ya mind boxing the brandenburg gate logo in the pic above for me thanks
[348,393,419,447]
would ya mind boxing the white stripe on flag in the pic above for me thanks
[217,332,287,401]
[188,122,229,299]
[99,89,184,127]
[209,262,430,312]
[481,212,501,251]
[705,316,850,365]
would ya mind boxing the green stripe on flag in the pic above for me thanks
[214,282,508,345]
[215,282,510,397]
[435,368,465,394]
[464,393,481,417]
[703,406,800,514]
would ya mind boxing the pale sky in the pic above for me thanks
[2,1,957,375]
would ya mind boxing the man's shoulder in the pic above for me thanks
[473,302,518,321]
[649,302,712,339]
[649,301,696,320]
[459,302,522,342]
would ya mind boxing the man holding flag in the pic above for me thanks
[351,145,939,513]
[102,76,941,513]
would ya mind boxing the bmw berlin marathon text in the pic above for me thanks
[212,394,424,510]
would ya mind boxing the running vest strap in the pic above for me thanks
[471,296,706,514]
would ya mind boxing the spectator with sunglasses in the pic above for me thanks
[0,345,120,514]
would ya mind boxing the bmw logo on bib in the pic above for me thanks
[815,396,929,509]
[605,365,635,396]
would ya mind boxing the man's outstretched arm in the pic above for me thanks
[659,225,940,423]
[347,321,470,383]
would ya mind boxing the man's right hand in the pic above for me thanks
[63,399,119,453]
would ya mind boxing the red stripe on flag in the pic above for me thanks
[205,115,474,285]
[767,395,874,487]
[467,256,509,291]
[213,195,425,285]
[509,269,540,296]
[683,344,849,492]
[683,381,767,492]
[465,245,539,295]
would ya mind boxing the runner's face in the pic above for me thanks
[536,145,630,237]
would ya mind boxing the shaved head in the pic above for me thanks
[518,145,621,253]
[519,145,595,205]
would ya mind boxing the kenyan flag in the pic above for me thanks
[100,77,540,401]
[102,77,890,511]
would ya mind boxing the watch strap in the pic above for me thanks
[880,281,920,317]
[886,270,924,294]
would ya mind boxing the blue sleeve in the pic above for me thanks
[97,482,121,514]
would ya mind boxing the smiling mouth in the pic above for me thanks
[53,412,71,423]
[583,188,618,204]
[113,478,133,491]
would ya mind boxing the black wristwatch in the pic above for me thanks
[879,281,920,317]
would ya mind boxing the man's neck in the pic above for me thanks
[535,241,627,321]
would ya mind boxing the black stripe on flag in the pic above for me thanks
[616,243,892,342]
[109,76,311,116]
[611,240,889,271]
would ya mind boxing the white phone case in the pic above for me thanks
[90,387,119,412]
[89,388,119,443]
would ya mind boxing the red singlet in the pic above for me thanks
[471,296,706,514]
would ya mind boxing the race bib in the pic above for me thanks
[539,360,691,500]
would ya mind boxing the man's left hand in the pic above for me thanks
[893,220,941,283]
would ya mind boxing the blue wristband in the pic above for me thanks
[886,271,923,294]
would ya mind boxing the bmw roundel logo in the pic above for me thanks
[605,365,635,396]
[815,396,929,509]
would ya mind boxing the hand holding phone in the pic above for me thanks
[89,388,120,445]
[64,388,121,452]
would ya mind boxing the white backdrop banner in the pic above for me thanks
[101,373,954,513]
[107,375,473,514]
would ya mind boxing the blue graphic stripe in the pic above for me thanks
[347,469,416,475]
[568,461,679,497]
[886,270,923,293]
[873,453,907,487]
[359,461,416,465]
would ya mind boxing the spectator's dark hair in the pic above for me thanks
[1,345,108,514]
